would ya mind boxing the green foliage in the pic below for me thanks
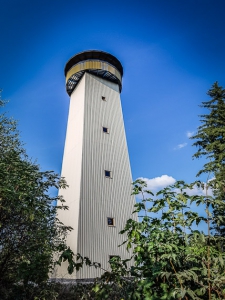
[191,82,225,238]
[89,179,225,299]
[191,82,225,178]
[0,98,73,298]
[57,250,101,274]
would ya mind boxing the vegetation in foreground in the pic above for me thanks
[0,96,74,299]
[1,83,225,299]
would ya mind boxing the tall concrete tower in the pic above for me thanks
[56,50,137,280]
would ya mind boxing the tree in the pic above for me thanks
[89,180,225,299]
[191,82,225,237]
[0,97,72,298]
[192,82,225,178]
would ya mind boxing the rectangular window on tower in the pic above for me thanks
[103,127,109,133]
[105,170,112,178]
[102,96,106,101]
[107,217,115,226]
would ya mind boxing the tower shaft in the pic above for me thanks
[56,51,137,280]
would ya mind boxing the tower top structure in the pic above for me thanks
[64,50,123,96]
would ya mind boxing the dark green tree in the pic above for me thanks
[0,96,72,298]
[191,82,225,237]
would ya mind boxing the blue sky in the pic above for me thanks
[1,0,225,192]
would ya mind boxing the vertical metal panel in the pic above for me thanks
[77,73,137,279]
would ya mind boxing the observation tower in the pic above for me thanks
[56,50,137,279]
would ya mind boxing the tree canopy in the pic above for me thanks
[0,98,72,299]
[191,82,225,238]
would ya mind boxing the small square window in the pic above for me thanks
[103,127,109,133]
[105,170,111,178]
[107,217,114,226]
[102,96,106,101]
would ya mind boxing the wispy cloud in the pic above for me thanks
[174,142,187,150]
[178,142,187,149]
[173,131,195,150]
[186,131,195,138]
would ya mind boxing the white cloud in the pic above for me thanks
[187,131,195,138]
[138,175,176,191]
[178,143,187,148]
[184,182,213,197]
[174,142,187,150]
[137,176,213,198]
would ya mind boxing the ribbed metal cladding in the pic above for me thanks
[55,72,137,280]
[76,73,137,279]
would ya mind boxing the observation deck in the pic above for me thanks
[64,50,123,96]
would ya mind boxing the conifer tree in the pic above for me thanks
[191,82,225,237]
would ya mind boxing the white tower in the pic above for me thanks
[57,50,137,280]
